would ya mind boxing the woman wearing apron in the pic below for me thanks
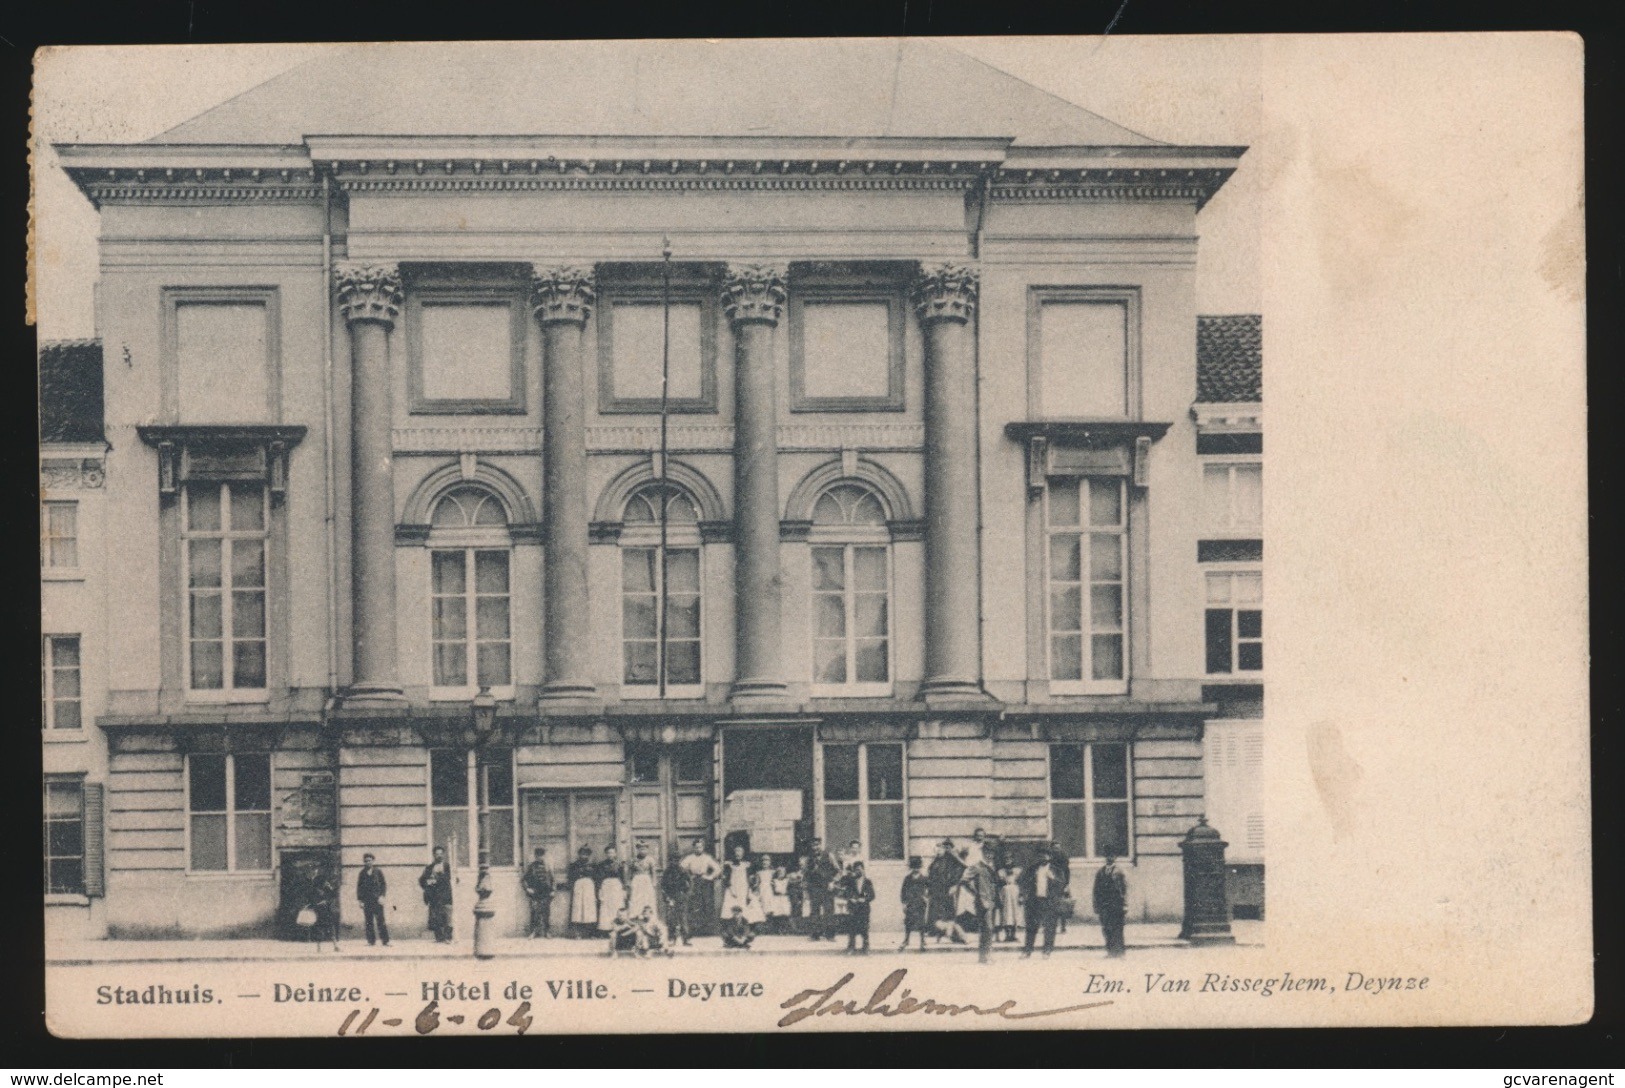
[567,846,598,938]
[625,842,660,921]
[720,845,764,925]
[595,845,627,933]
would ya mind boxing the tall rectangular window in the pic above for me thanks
[1203,462,1262,533]
[41,501,78,569]
[1039,299,1129,418]
[184,483,267,695]
[822,742,905,860]
[1049,743,1131,859]
[187,752,271,872]
[1205,570,1263,674]
[621,546,702,692]
[44,778,85,894]
[43,635,81,730]
[175,300,270,423]
[1046,477,1128,691]
[431,749,515,867]
[811,544,891,692]
[430,549,512,691]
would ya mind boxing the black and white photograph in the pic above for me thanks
[30,34,1589,1037]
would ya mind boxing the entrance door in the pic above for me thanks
[275,847,338,941]
[720,727,815,866]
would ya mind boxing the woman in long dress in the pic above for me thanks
[596,845,627,932]
[997,863,1024,941]
[567,846,597,939]
[755,855,789,932]
[720,845,764,926]
[625,842,660,921]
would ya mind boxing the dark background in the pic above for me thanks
[2,0,1618,1068]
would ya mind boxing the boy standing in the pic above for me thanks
[841,861,876,954]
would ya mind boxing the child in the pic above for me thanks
[636,906,674,957]
[721,905,755,949]
[841,861,876,954]
[899,856,930,951]
[608,908,639,958]
[785,867,805,933]
[997,862,1024,942]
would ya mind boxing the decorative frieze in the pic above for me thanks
[40,458,105,490]
[911,261,979,325]
[334,263,403,326]
[530,266,597,326]
[721,264,788,327]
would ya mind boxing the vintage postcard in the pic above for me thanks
[31,34,1589,1037]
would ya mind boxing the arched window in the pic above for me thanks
[620,481,703,697]
[428,485,513,695]
[809,482,891,695]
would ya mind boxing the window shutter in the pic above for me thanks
[83,782,105,897]
[1242,727,1265,856]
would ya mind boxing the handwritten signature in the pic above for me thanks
[778,968,1113,1028]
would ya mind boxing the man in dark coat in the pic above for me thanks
[356,852,389,947]
[419,845,455,943]
[521,846,555,938]
[1093,852,1128,957]
[840,861,876,954]
[800,837,841,942]
[961,850,998,964]
[1020,843,1070,958]
[661,846,692,945]
[926,839,963,942]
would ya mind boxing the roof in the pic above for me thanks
[152,39,1162,148]
[1196,315,1261,403]
[39,340,105,444]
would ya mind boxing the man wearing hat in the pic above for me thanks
[926,838,963,942]
[799,837,841,941]
[356,852,389,947]
[1093,852,1128,957]
[1020,842,1070,958]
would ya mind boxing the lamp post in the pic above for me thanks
[471,686,498,959]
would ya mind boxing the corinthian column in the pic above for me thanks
[532,266,597,702]
[913,262,984,702]
[336,263,406,705]
[722,264,789,701]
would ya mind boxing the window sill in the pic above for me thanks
[41,569,86,583]
[184,690,271,705]
[1047,684,1132,697]
[1198,529,1264,541]
[46,892,91,906]
[621,686,706,701]
[43,730,89,744]
[430,687,517,703]
[1204,673,1267,683]
[811,685,895,700]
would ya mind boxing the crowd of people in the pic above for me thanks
[295,829,1131,960]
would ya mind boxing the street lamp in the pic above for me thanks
[471,686,498,960]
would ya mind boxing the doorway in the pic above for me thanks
[275,847,338,941]
[720,726,815,866]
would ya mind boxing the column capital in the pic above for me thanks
[334,262,403,327]
[721,263,789,327]
[912,261,980,325]
[531,265,597,326]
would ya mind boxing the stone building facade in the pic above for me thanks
[53,40,1252,937]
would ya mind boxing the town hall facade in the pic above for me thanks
[47,40,1261,938]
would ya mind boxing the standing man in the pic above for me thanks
[840,861,876,954]
[962,848,998,964]
[800,837,841,942]
[926,839,963,943]
[356,852,390,947]
[1020,843,1069,958]
[1093,852,1128,958]
[678,837,722,941]
[661,844,692,945]
[419,845,455,943]
[521,846,555,939]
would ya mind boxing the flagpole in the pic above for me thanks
[657,235,672,700]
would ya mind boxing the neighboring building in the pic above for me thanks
[40,339,110,940]
[53,39,1251,938]
[1193,314,1265,919]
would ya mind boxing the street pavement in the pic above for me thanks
[49,920,1263,963]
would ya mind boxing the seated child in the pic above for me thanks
[608,908,639,957]
[636,906,673,957]
[721,905,755,949]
